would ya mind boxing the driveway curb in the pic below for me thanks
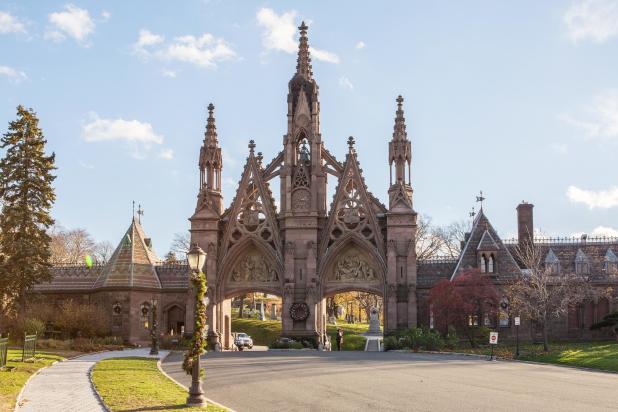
[158,351,236,412]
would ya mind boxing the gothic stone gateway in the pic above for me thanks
[190,22,417,348]
[33,23,618,346]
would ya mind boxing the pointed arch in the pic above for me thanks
[219,237,284,299]
[319,233,387,298]
[219,150,281,261]
[320,148,385,259]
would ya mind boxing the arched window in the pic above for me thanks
[480,254,487,273]
[488,254,495,273]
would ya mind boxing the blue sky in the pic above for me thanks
[1,0,617,256]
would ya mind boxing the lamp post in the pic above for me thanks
[186,243,207,407]
[149,298,159,355]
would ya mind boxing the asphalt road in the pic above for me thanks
[162,351,618,412]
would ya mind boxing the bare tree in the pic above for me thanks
[50,227,96,264]
[416,215,468,260]
[170,231,190,259]
[506,241,612,351]
[93,241,114,264]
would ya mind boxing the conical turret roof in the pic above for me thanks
[94,218,161,289]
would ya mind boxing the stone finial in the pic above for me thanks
[207,103,215,117]
[347,135,355,149]
[248,139,256,153]
[296,20,312,78]
[257,151,264,166]
[396,95,403,108]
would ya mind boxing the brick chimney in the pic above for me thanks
[516,202,534,247]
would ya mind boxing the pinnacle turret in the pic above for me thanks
[295,21,313,79]
[392,95,407,142]
[199,102,222,193]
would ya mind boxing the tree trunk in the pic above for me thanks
[239,295,245,318]
[542,313,549,352]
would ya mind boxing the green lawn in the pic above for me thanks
[0,349,65,412]
[91,357,228,412]
[454,341,618,372]
[327,323,369,351]
[231,316,369,350]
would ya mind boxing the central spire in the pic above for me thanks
[295,21,312,79]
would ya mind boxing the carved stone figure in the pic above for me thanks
[332,252,377,281]
[230,252,279,283]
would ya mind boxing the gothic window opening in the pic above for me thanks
[575,249,590,275]
[488,254,495,273]
[545,249,560,275]
[480,254,488,273]
[604,249,618,275]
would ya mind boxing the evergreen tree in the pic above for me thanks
[0,106,56,311]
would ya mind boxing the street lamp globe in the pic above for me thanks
[187,243,207,272]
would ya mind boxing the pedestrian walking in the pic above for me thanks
[336,328,343,351]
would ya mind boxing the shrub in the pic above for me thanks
[383,336,400,351]
[23,318,46,336]
[444,327,459,349]
[54,300,111,338]
[418,329,444,351]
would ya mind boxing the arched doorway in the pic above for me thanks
[164,304,186,336]
[323,289,384,350]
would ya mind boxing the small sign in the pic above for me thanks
[514,316,521,326]
[489,332,499,345]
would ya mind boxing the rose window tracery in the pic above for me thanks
[229,179,274,248]
[329,177,375,246]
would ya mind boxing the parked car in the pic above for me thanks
[234,333,253,350]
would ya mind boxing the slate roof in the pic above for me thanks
[450,209,521,281]
[34,219,189,292]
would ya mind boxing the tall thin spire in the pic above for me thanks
[389,95,412,187]
[296,21,313,79]
[392,95,407,142]
[205,103,218,146]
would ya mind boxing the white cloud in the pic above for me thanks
[0,11,26,34]
[256,8,298,53]
[310,47,340,63]
[46,4,95,44]
[158,148,174,160]
[339,76,354,91]
[591,225,618,236]
[82,112,164,159]
[564,0,618,43]
[0,65,27,82]
[256,8,339,63]
[567,185,618,209]
[133,29,165,54]
[101,10,111,21]
[133,29,235,68]
[355,41,365,50]
[560,90,618,142]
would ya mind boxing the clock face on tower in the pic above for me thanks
[289,302,310,321]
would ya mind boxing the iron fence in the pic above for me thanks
[0,334,8,369]
[503,236,618,245]
[22,333,37,362]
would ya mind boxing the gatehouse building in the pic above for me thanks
[34,23,618,346]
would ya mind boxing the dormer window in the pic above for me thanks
[545,249,560,274]
[480,253,496,274]
[605,249,618,275]
[575,249,589,275]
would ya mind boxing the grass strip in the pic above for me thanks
[91,357,228,412]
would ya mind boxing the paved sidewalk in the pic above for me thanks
[16,348,168,412]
